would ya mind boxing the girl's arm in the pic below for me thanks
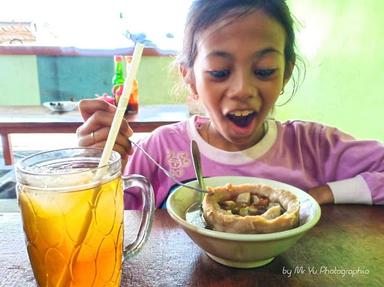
[317,125,384,205]
[307,185,334,205]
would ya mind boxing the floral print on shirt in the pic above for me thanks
[166,150,191,177]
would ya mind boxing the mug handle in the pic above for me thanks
[121,174,155,260]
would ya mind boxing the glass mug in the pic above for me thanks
[15,148,154,287]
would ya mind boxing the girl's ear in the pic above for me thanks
[180,64,198,96]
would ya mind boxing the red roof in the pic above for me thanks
[0,21,36,44]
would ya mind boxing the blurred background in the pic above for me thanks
[0,0,383,141]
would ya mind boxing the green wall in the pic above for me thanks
[0,55,177,106]
[136,57,181,105]
[277,0,384,141]
[36,56,178,105]
[0,55,40,104]
[37,56,113,103]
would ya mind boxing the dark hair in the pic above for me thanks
[178,0,300,90]
[182,0,302,81]
[180,0,296,67]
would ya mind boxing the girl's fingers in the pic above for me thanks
[78,125,133,155]
[91,141,130,161]
[77,112,114,137]
[77,127,106,147]
[82,112,132,136]
[77,98,134,157]
[77,114,132,141]
[78,99,115,121]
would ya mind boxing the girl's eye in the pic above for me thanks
[254,69,275,79]
[208,69,230,79]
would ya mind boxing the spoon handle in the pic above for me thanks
[130,140,208,193]
[191,140,206,190]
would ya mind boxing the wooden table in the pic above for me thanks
[0,104,188,165]
[0,206,383,286]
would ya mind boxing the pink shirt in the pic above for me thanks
[124,116,384,209]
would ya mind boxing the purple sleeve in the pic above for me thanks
[123,137,160,209]
[318,125,384,204]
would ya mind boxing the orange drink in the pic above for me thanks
[16,148,154,287]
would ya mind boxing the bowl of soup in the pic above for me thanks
[166,176,321,268]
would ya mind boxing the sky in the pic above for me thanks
[0,0,191,48]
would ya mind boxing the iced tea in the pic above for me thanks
[18,174,123,287]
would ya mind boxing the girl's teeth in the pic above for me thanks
[229,110,253,117]
[227,110,256,128]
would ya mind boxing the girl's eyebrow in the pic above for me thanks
[205,51,233,60]
[205,47,283,60]
[255,47,283,58]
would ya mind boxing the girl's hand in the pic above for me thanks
[307,185,335,205]
[76,99,133,168]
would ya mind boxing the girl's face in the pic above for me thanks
[187,10,292,151]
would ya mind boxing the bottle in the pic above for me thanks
[111,55,139,114]
[124,56,139,114]
[111,55,125,105]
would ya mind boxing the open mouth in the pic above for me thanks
[226,110,257,128]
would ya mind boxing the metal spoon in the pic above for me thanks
[130,140,208,193]
[186,140,208,227]
[191,140,206,200]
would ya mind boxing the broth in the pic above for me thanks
[185,202,209,229]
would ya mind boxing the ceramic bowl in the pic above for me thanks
[43,101,77,112]
[166,176,321,268]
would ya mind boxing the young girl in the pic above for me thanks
[77,0,384,209]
